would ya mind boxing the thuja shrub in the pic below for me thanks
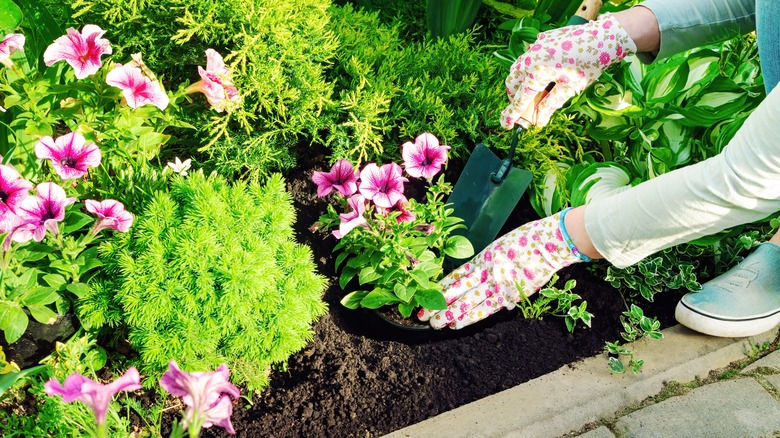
[57,0,337,176]
[79,171,327,391]
[324,3,507,163]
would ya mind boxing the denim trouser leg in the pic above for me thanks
[757,0,780,93]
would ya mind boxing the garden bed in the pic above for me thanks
[202,144,682,437]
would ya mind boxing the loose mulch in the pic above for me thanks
[201,144,682,438]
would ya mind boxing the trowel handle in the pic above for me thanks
[491,126,524,183]
[518,0,602,124]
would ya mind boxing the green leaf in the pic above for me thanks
[338,267,358,289]
[0,301,28,344]
[397,301,416,318]
[358,266,381,285]
[340,291,369,309]
[0,364,49,397]
[22,286,58,306]
[414,288,446,311]
[444,235,474,259]
[608,357,626,374]
[26,304,57,325]
[0,0,23,32]
[66,282,90,299]
[63,211,94,234]
[42,274,66,289]
[394,282,415,303]
[360,289,399,309]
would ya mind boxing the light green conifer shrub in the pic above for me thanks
[55,0,337,176]
[78,171,327,391]
[325,4,508,163]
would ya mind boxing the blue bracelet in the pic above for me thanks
[559,207,592,262]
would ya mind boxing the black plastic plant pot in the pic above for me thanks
[0,311,79,369]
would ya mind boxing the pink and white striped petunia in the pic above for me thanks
[401,133,450,179]
[0,33,25,67]
[160,361,240,435]
[382,196,415,224]
[332,194,369,239]
[13,182,76,242]
[85,199,134,234]
[0,164,32,216]
[185,49,241,113]
[358,162,407,209]
[43,25,112,79]
[105,63,169,110]
[44,368,141,426]
[311,160,358,198]
[35,132,102,180]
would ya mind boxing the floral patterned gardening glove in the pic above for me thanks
[501,13,636,129]
[418,211,587,329]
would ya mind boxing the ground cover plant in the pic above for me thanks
[2,0,779,436]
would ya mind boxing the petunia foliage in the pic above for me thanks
[79,171,327,392]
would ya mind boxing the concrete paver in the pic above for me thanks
[743,350,780,373]
[614,378,780,438]
[386,325,779,438]
[576,426,615,438]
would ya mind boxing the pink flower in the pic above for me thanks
[599,52,611,65]
[185,49,241,113]
[44,367,141,426]
[484,250,493,262]
[401,133,450,179]
[545,242,557,252]
[507,248,516,260]
[385,196,415,223]
[311,160,358,197]
[523,267,535,281]
[359,162,407,209]
[555,228,563,241]
[333,194,369,239]
[0,33,24,67]
[106,63,169,110]
[14,182,76,242]
[85,199,134,234]
[35,132,101,180]
[0,164,32,217]
[519,236,528,247]
[445,310,454,321]
[43,25,112,79]
[480,270,488,283]
[160,361,240,435]
[561,40,573,51]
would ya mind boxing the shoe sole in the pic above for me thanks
[675,300,780,338]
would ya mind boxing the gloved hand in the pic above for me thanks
[501,12,636,129]
[418,210,588,329]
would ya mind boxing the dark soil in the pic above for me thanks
[200,144,682,438]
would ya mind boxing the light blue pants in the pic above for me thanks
[585,0,780,268]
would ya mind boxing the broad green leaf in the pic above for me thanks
[0,364,49,397]
[0,0,22,31]
[397,301,416,318]
[13,242,53,262]
[42,274,66,289]
[66,283,90,299]
[340,291,369,309]
[63,211,94,234]
[334,251,350,270]
[643,59,689,103]
[360,289,399,309]
[570,162,631,207]
[0,301,28,344]
[338,267,358,289]
[414,288,446,311]
[26,304,57,325]
[608,357,625,374]
[444,235,474,259]
[358,266,381,285]
[22,286,58,306]
[409,269,431,289]
[394,282,414,303]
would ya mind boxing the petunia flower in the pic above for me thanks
[311,160,358,198]
[332,194,369,239]
[185,49,241,113]
[44,367,141,428]
[43,25,112,79]
[35,132,102,180]
[160,361,240,435]
[85,199,134,234]
[105,63,169,110]
[13,182,76,242]
[359,162,407,209]
[401,133,450,179]
[0,33,25,67]
[167,157,192,176]
[0,164,32,216]
[382,196,415,224]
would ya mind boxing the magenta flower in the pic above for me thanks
[14,182,76,242]
[106,63,169,110]
[43,25,112,79]
[160,361,240,435]
[185,49,241,113]
[311,160,358,198]
[333,194,369,239]
[35,132,102,180]
[0,33,25,67]
[44,367,141,426]
[401,133,450,179]
[384,196,415,224]
[359,162,407,209]
[85,199,134,234]
[0,164,32,216]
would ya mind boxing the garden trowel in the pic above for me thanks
[446,0,602,263]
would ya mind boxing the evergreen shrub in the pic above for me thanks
[79,171,327,391]
[325,4,508,163]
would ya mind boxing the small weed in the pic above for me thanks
[604,304,663,374]
[517,274,593,333]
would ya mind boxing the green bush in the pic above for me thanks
[324,3,508,163]
[57,0,337,177]
[78,171,327,391]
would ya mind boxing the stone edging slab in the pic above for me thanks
[385,324,780,438]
